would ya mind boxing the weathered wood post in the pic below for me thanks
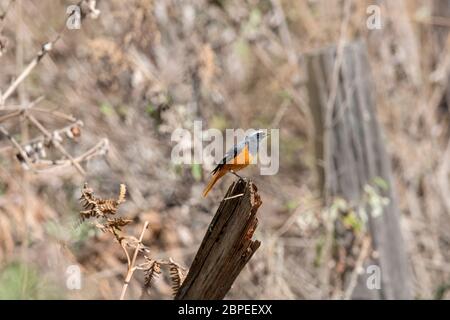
[175,179,261,300]
[431,1,450,117]
[432,0,450,50]
[305,40,411,299]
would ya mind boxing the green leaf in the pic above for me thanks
[285,199,299,211]
[100,102,113,116]
[146,103,156,117]
[0,262,61,299]
[234,37,250,59]
[278,90,293,103]
[248,8,262,28]
[314,236,325,268]
[372,176,389,191]
[0,182,5,195]
[342,211,363,233]
[191,164,202,182]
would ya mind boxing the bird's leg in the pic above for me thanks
[230,169,245,180]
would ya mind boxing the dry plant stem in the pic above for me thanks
[253,39,308,117]
[30,107,77,122]
[0,95,44,111]
[0,120,84,154]
[0,96,44,121]
[26,114,86,175]
[0,124,34,170]
[272,203,321,240]
[0,0,15,32]
[120,221,149,300]
[0,110,20,122]
[0,0,15,20]
[416,15,450,28]
[0,2,100,174]
[32,138,107,172]
[0,0,87,105]
[343,236,372,300]
[1,44,51,104]
[270,0,296,65]
[220,3,308,117]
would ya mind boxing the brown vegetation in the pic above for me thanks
[0,0,449,299]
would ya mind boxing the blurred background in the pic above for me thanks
[0,0,449,299]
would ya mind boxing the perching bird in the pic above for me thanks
[202,130,269,197]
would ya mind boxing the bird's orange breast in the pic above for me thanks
[227,146,253,167]
[202,145,254,197]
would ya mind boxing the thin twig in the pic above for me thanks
[1,41,54,104]
[0,124,34,171]
[343,236,372,300]
[0,0,15,32]
[32,138,108,172]
[0,110,20,122]
[0,95,45,111]
[223,193,244,201]
[121,242,132,271]
[415,15,450,28]
[31,107,77,122]
[0,120,83,154]
[26,113,86,175]
[270,0,297,65]
[120,221,149,300]
[0,96,44,123]
[0,0,90,105]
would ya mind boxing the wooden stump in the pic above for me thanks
[305,40,412,299]
[175,179,261,300]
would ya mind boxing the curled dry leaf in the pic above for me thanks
[79,183,127,221]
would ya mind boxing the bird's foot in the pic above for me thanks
[230,170,246,181]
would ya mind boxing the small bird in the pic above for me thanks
[202,130,269,197]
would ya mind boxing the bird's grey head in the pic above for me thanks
[245,130,269,154]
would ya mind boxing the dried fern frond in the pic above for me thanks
[142,257,161,289]
[94,217,133,239]
[77,183,185,299]
[79,183,127,221]
[168,258,186,297]
[117,184,126,205]
[105,217,132,231]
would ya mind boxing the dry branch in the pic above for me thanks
[175,178,262,300]
[26,113,85,174]
[120,221,149,300]
[0,0,98,105]
[0,0,104,175]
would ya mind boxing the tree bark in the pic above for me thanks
[305,40,412,299]
[175,178,261,300]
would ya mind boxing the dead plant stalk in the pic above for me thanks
[120,221,149,300]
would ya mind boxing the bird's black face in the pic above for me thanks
[256,131,267,142]
[253,131,267,152]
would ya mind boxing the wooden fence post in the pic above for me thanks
[305,40,412,299]
[175,179,261,300]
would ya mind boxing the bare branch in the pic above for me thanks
[26,113,86,175]
[120,221,150,300]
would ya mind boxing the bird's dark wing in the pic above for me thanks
[211,141,246,174]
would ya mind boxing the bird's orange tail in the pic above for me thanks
[202,170,226,197]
